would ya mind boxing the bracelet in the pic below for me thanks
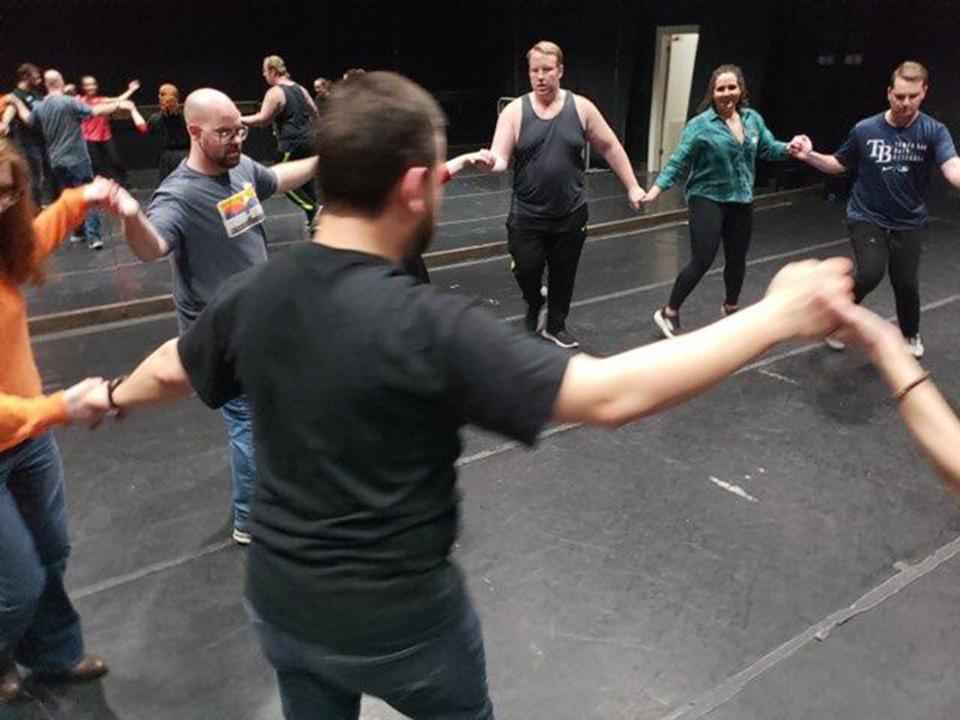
[893,371,930,402]
[107,375,127,414]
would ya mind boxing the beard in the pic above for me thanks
[409,211,436,258]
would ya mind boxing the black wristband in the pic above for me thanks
[107,375,127,413]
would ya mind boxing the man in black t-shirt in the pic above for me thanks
[88,72,856,719]
[2,64,47,204]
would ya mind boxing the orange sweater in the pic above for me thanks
[0,188,88,452]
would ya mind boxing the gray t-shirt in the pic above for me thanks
[146,155,279,329]
[29,95,92,168]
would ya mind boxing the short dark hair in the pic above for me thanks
[316,71,446,215]
[697,63,751,113]
[16,63,39,82]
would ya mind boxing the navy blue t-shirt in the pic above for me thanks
[835,112,957,229]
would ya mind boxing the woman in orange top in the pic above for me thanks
[0,138,118,703]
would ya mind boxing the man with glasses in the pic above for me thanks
[114,87,318,545]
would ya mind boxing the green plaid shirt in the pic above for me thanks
[655,107,790,203]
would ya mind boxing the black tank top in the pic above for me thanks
[273,83,313,152]
[510,90,587,222]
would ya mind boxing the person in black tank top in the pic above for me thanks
[480,41,646,350]
[241,55,320,227]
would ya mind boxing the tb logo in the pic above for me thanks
[866,139,892,163]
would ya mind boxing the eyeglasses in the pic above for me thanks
[208,126,249,143]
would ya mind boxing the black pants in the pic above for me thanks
[668,196,753,311]
[86,139,127,186]
[278,144,319,225]
[507,205,588,333]
[849,221,922,337]
[15,138,45,206]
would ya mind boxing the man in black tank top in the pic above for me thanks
[482,41,646,349]
[242,55,320,228]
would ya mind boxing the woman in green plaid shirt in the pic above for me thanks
[645,64,804,339]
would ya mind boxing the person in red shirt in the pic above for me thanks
[79,76,145,186]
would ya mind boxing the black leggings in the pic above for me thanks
[668,196,753,311]
[849,221,922,337]
[278,144,319,224]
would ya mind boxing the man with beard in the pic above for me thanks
[111,87,317,545]
[87,72,854,719]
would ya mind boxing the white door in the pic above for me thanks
[648,27,700,173]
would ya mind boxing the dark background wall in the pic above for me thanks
[2,0,958,174]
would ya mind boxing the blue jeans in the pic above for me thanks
[250,599,496,720]
[220,396,256,532]
[51,162,101,241]
[0,433,84,673]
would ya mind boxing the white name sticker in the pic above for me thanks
[217,183,266,238]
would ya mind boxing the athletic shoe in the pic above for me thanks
[721,303,739,317]
[88,238,104,251]
[232,528,251,545]
[69,234,85,244]
[905,335,924,358]
[541,328,580,349]
[653,308,680,338]
[824,333,845,351]
[525,304,547,335]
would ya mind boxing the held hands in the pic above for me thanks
[127,79,141,94]
[465,149,496,172]
[63,378,110,428]
[787,134,813,160]
[83,177,141,217]
[763,257,854,339]
[627,185,646,211]
[640,185,662,204]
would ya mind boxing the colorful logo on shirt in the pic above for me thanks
[217,183,266,237]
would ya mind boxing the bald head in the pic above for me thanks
[43,70,64,91]
[183,88,239,125]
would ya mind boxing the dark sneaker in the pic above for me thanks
[904,335,924,358]
[653,308,680,338]
[88,238,104,250]
[721,303,739,317]
[540,328,579,349]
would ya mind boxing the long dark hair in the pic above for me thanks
[696,64,751,113]
[0,138,42,285]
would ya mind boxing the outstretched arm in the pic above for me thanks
[553,258,854,426]
[941,157,960,190]
[579,97,644,208]
[241,87,284,128]
[839,304,960,495]
[487,100,520,173]
[273,156,318,193]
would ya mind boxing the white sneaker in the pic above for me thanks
[904,335,924,358]
[232,528,251,545]
[653,308,680,339]
[824,333,846,351]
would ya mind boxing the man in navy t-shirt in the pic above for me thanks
[792,61,960,357]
